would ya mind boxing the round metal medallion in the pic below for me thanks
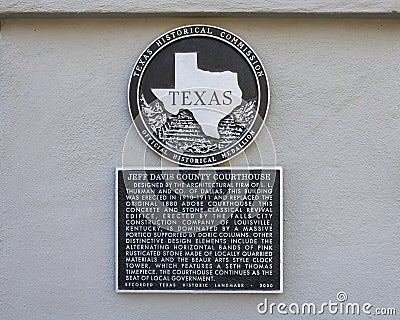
[128,25,269,166]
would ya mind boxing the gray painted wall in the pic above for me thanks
[1,17,399,319]
[1,1,400,17]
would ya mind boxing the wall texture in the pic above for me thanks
[1,1,400,17]
[1,17,399,319]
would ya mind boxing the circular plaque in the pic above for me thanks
[128,25,269,166]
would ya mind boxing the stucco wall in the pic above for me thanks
[1,18,399,319]
[1,1,400,17]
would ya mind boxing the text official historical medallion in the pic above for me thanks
[117,25,283,293]
[128,25,269,166]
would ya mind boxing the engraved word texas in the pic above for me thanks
[152,52,242,139]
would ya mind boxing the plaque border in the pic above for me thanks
[115,166,283,294]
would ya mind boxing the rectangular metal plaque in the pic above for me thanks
[115,167,283,293]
